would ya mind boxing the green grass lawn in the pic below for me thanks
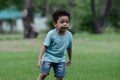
[0,33,120,80]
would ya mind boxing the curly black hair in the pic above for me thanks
[52,9,70,23]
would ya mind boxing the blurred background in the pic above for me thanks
[0,1,120,80]
[0,0,120,38]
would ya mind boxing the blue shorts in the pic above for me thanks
[41,61,66,78]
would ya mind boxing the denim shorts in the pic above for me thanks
[41,61,66,78]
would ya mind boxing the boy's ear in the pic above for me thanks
[53,22,57,27]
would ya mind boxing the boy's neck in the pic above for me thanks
[56,29,66,36]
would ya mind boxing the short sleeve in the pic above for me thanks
[67,32,73,48]
[43,32,52,47]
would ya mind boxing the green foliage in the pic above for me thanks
[108,0,120,32]
[79,15,94,33]
[46,19,54,29]
[0,0,119,33]
[0,0,9,9]
[0,0,23,10]
[34,0,69,16]
[71,0,93,33]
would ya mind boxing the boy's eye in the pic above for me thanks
[60,21,64,23]
[60,21,69,23]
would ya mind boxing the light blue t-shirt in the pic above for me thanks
[42,28,72,63]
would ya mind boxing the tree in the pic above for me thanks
[0,20,4,33]
[22,0,38,38]
[91,0,112,33]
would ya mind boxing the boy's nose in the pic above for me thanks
[63,23,68,27]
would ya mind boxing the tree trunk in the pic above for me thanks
[0,20,4,34]
[91,0,112,34]
[23,0,38,38]
[45,0,49,17]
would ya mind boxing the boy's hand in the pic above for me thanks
[66,60,71,66]
[37,59,42,68]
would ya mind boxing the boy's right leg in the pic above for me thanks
[37,72,48,80]
[37,61,52,80]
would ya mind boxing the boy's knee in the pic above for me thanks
[40,72,48,78]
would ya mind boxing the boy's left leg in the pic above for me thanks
[53,62,66,80]
[37,72,48,80]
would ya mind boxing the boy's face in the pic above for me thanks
[54,16,69,32]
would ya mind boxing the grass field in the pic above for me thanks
[0,33,120,80]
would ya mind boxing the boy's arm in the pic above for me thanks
[37,45,46,68]
[66,48,72,66]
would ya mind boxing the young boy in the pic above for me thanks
[37,9,73,80]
